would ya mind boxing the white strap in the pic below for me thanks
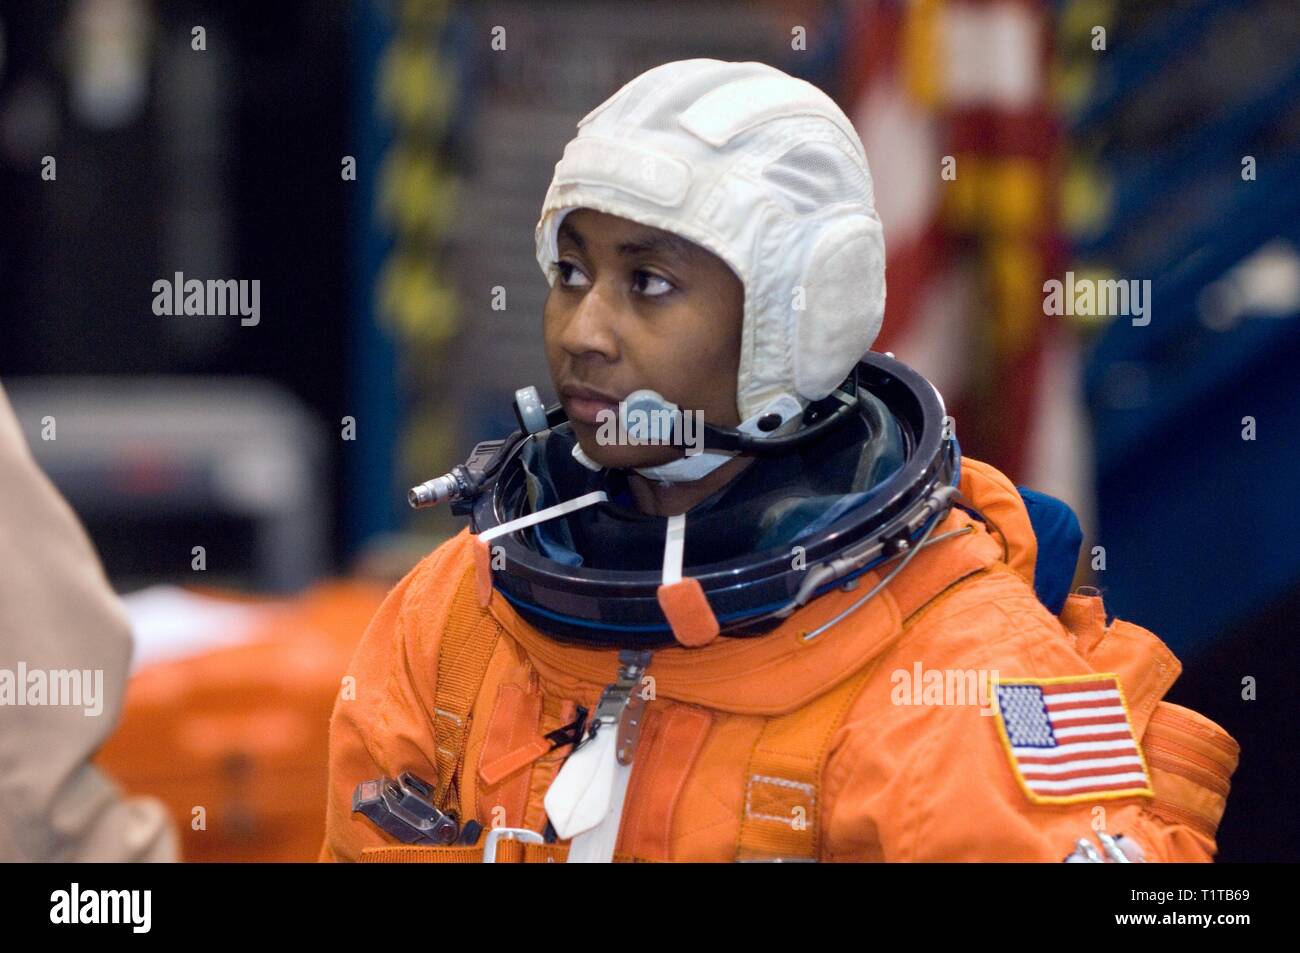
[661,513,686,585]
[571,442,604,471]
[543,724,637,863]
[478,490,608,542]
[629,449,733,484]
[544,649,653,863]
[544,728,619,841]
[565,752,635,863]
[544,726,637,863]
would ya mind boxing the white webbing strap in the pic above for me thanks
[661,513,686,585]
[478,490,608,543]
[562,731,636,864]
[544,650,653,863]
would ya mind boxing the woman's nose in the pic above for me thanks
[557,279,621,361]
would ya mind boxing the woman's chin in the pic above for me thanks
[575,434,682,471]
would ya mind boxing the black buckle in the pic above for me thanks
[456,819,484,847]
[543,705,589,752]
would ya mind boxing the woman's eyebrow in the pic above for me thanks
[558,219,700,264]
[557,220,586,251]
[615,233,700,263]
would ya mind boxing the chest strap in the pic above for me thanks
[430,566,502,821]
[737,531,990,861]
[736,660,881,861]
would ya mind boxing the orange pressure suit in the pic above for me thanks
[320,457,1238,862]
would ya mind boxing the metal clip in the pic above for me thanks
[351,771,459,845]
[585,650,652,765]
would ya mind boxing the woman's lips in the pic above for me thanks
[562,394,619,425]
[560,386,621,425]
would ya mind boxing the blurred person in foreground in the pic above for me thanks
[322,60,1237,863]
[0,381,176,862]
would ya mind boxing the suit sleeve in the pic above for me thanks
[319,548,450,862]
[825,668,1220,863]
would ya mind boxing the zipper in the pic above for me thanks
[1142,741,1232,799]
[1142,797,1218,840]
[1150,705,1240,761]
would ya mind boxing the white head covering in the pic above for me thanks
[536,58,886,479]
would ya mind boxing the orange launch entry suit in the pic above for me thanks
[321,457,1237,862]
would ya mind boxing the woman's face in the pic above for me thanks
[543,208,745,470]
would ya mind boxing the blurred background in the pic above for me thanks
[1,0,1296,861]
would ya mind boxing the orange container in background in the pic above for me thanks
[97,581,386,862]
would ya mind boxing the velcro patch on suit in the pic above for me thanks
[745,774,816,826]
[678,75,863,156]
[656,578,719,647]
[554,137,692,207]
[991,673,1155,805]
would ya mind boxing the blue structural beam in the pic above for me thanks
[1084,149,1300,655]
[1085,151,1300,471]
[1091,316,1300,657]
[1076,60,1300,259]
[1068,0,1232,135]
[1076,0,1300,654]
[345,1,402,557]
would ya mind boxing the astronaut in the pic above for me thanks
[321,59,1237,863]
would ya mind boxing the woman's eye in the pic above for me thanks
[634,271,673,297]
[554,260,590,288]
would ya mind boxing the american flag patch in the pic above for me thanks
[992,674,1154,805]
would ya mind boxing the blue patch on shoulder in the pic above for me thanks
[1015,487,1084,616]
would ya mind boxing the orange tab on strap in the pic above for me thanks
[480,736,552,788]
[471,535,494,607]
[656,578,719,647]
[475,681,550,820]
